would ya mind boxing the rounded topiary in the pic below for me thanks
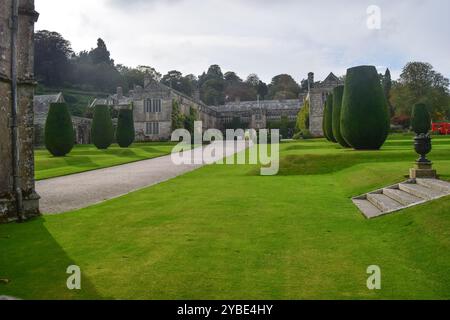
[332,85,351,148]
[341,65,390,150]
[324,93,337,142]
[91,104,114,150]
[44,102,74,157]
[116,108,135,148]
[411,103,431,135]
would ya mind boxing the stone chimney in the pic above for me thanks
[193,89,200,102]
[117,87,123,100]
[144,73,151,87]
[308,72,314,90]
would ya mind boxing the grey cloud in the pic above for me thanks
[35,0,450,82]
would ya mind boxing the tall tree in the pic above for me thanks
[89,38,113,65]
[391,62,450,120]
[199,65,225,105]
[267,74,301,100]
[224,72,242,83]
[400,62,449,98]
[383,68,394,117]
[161,70,195,97]
[34,30,73,86]
[246,74,268,100]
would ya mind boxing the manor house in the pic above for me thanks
[91,72,342,141]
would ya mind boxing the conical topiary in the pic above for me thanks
[91,104,114,150]
[116,107,135,148]
[324,93,337,142]
[332,85,351,148]
[44,102,74,157]
[322,110,330,141]
[411,103,431,135]
[341,65,390,150]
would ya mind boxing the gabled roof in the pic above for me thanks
[33,93,64,114]
[149,80,207,107]
[89,98,111,108]
[323,72,339,83]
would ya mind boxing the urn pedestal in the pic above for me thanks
[410,134,436,179]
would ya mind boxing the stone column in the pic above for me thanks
[0,0,40,223]
[308,90,325,137]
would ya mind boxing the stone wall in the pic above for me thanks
[309,91,326,137]
[308,73,343,137]
[132,80,206,141]
[34,107,92,146]
[0,0,39,223]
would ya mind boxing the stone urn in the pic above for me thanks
[414,133,432,164]
[410,133,436,179]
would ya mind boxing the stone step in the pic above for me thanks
[416,178,450,193]
[367,193,403,212]
[399,183,445,200]
[352,199,382,219]
[382,188,424,206]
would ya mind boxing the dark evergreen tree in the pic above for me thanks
[411,103,431,134]
[341,66,390,150]
[116,107,135,148]
[332,85,350,147]
[44,103,74,157]
[323,93,336,142]
[91,105,114,149]
[383,68,394,117]
[34,30,73,87]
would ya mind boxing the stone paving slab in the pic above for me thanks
[353,178,450,219]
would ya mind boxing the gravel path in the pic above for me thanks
[37,141,249,214]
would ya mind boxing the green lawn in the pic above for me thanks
[1,135,450,299]
[34,142,177,180]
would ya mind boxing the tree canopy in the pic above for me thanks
[390,62,450,120]
[267,74,301,100]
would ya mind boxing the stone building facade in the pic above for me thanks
[307,72,343,137]
[0,0,40,223]
[34,93,92,146]
[210,99,303,131]
[94,72,341,141]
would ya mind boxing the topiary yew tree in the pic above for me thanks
[44,102,74,157]
[323,93,337,142]
[332,85,351,148]
[322,109,330,141]
[91,104,114,150]
[411,103,431,135]
[116,107,135,148]
[341,65,390,150]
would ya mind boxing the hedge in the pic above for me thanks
[411,103,431,135]
[91,104,114,149]
[44,102,74,157]
[323,93,336,142]
[341,65,390,150]
[332,85,350,147]
[116,107,135,148]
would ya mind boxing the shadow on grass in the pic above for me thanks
[284,144,343,151]
[0,218,104,300]
[62,156,96,168]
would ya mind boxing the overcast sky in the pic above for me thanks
[35,0,450,83]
